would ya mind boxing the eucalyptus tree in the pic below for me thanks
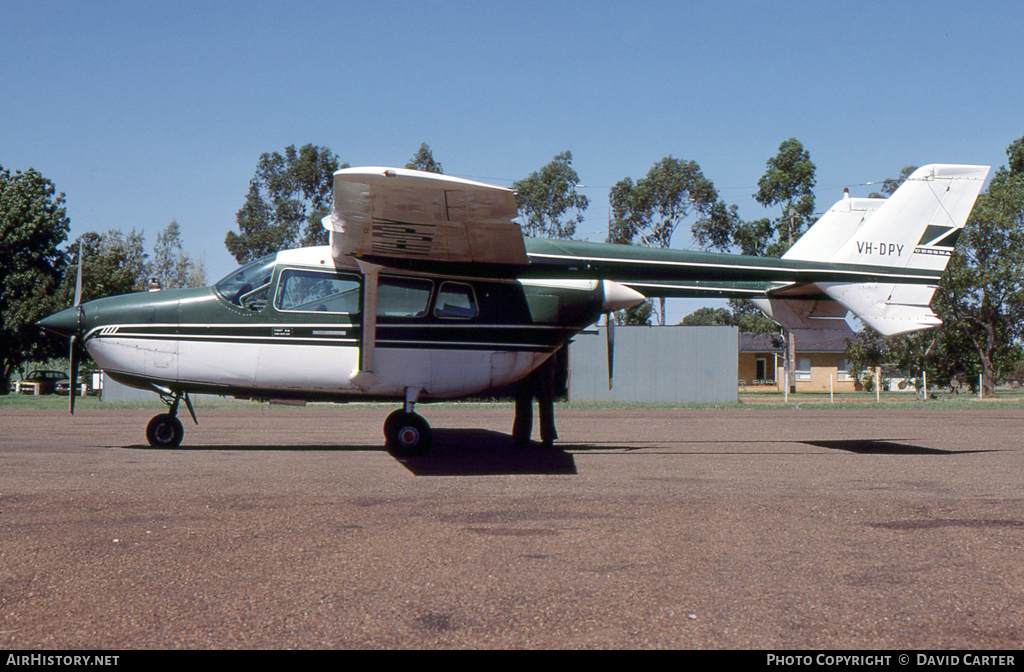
[868,165,917,198]
[151,220,205,289]
[513,151,589,240]
[225,144,346,260]
[610,156,724,324]
[405,143,443,174]
[933,139,1024,396]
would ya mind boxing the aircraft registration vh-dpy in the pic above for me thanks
[39,163,989,453]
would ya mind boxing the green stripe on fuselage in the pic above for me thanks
[521,238,942,284]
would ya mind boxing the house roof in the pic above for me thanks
[740,329,855,354]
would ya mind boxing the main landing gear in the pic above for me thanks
[384,387,432,456]
[146,390,197,448]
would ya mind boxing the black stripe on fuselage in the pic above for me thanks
[86,322,572,351]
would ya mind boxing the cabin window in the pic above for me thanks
[377,277,433,317]
[215,255,277,308]
[275,269,361,314]
[435,282,478,319]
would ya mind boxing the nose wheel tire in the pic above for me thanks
[384,410,432,456]
[147,413,184,448]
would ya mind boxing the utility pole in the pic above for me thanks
[785,208,798,395]
[788,330,797,394]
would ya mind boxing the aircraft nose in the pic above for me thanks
[37,306,81,336]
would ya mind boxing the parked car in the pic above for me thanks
[14,370,67,395]
[55,375,93,396]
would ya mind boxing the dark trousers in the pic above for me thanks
[512,356,558,446]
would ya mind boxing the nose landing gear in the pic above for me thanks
[146,390,197,448]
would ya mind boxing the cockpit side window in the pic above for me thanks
[275,269,361,314]
[377,277,433,317]
[214,255,277,309]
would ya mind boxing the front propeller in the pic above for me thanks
[600,280,643,391]
[69,246,83,414]
[38,243,85,414]
[606,311,615,390]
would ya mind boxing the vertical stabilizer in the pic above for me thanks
[818,164,989,336]
[828,164,989,271]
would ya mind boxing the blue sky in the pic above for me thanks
[3,1,1022,322]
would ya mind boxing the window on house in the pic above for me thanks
[836,358,851,381]
[796,357,811,381]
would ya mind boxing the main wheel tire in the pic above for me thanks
[146,413,184,448]
[383,410,432,456]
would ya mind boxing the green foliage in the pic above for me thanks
[0,166,71,392]
[932,145,1024,396]
[732,300,784,334]
[868,165,917,198]
[610,156,724,324]
[690,138,816,258]
[679,302,781,334]
[610,156,721,249]
[151,220,206,289]
[225,144,346,261]
[753,138,816,257]
[513,151,589,240]
[405,143,443,174]
[58,230,148,304]
[843,327,888,383]
[679,306,735,326]
[619,300,653,326]
[1008,136,1024,175]
[845,136,1024,397]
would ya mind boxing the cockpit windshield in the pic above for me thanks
[214,255,277,309]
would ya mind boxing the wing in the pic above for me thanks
[323,164,988,338]
[322,167,528,266]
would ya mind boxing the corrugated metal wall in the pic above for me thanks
[568,325,738,403]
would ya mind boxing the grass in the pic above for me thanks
[3,390,1023,412]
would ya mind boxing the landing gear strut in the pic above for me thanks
[384,387,431,456]
[146,390,197,448]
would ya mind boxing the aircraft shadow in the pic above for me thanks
[392,429,578,476]
[802,439,996,455]
[124,444,385,453]
[124,429,580,476]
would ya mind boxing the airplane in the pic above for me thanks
[38,163,989,454]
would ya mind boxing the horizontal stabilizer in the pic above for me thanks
[749,293,849,331]
[818,281,942,336]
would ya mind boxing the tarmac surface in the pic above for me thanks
[1,404,1023,649]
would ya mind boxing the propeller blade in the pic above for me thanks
[74,242,83,307]
[606,312,615,390]
[69,335,79,415]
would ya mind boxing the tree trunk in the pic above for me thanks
[970,322,998,397]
